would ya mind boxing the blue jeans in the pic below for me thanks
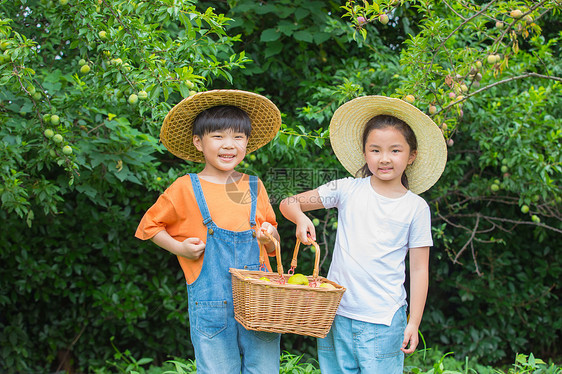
[317,306,407,374]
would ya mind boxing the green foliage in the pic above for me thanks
[1,0,561,371]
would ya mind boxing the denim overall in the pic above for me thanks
[187,174,281,374]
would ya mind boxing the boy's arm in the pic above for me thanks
[279,189,325,244]
[151,230,206,260]
[401,246,430,354]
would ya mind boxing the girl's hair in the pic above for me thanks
[357,114,418,189]
[193,105,252,138]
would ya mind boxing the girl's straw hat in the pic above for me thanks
[329,95,447,194]
[160,89,281,162]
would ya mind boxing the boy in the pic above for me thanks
[135,90,282,374]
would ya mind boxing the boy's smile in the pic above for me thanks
[193,129,249,179]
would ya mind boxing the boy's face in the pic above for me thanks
[193,129,249,175]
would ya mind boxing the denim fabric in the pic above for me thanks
[187,174,280,374]
[317,305,407,374]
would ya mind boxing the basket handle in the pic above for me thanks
[260,229,284,277]
[291,236,320,280]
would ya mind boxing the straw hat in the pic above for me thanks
[329,95,447,194]
[160,90,281,162]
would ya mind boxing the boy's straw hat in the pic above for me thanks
[329,95,447,194]
[161,90,281,162]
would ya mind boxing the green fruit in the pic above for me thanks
[501,165,509,173]
[404,95,415,104]
[98,30,107,40]
[249,154,257,162]
[520,205,529,214]
[43,114,51,123]
[62,145,73,155]
[80,64,91,74]
[379,14,389,25]
[185,79,195,89]
[78,58,86,66]
[487,54,496,64]
[27,85,36,95]
[319,283,336,290]
[52,134,63,143]
[332,221,338,230]
[59,0,68,4]
[288,273,309,286]
[312,218,320,226]
[33,92,42,100]
[531,215,540,223]
[137,90,148,100]
[128,93,138,105]
[44,129,54,138]
[510,9,523,18]
[490,184,500,192]
[258,277,271,282]
[475,60,482,69]
[50,114,60,125]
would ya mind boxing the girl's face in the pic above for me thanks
[363,127,417,189]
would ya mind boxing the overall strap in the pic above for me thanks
[189,173,213,227]
[249,175,258,228]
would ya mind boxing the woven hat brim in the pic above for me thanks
[160,90,282,162]
[329,96,447,194]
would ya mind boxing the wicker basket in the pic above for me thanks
[230,232,345,338]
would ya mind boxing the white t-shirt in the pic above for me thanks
[318,177,433,325]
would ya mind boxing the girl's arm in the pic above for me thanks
[401,246,430,354]
[279,189,325,244]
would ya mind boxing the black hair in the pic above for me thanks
[192,105,252,137]
[357,114,418,189]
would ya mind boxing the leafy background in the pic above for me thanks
[0,0,560,372]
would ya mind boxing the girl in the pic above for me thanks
[280,96,447,373]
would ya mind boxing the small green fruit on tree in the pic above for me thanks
[50,115,60,125]
[62,145,73,155]
[501,165,509,173]
[405,94,415,103]
[44,129,54,138]
[98,30,107,40]
[521,205,530,214]
[52,134,63,143]
[128,94,138,105]
[510,9,523,18]
[78,59,86,66]
[379,14,389,25]
[80,64,91,74]
[490,184,500,192]
[138,91,148,100]
[531,215,541,223]
[312,218,320,226]
[59,0,68,5]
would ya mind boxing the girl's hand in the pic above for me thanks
[296,216,316,244]
[400,322,420,354]
[179,237,206,260]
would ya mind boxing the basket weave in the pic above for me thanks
[230,233,345,338]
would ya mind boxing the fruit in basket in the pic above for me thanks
[319,283,336,290]
[258,277,271,282]
[288,273,309,286]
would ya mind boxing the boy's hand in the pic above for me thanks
[179,237,205,260]
[256,222,280,253]
[296,216,316,244]
[400,322,420,354]
[256,222,276,244]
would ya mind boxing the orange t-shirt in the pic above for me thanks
[135,174,277,284]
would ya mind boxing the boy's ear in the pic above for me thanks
[193,135,203,151]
